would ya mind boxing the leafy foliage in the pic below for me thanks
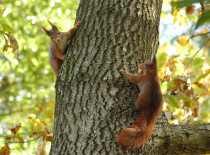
[160,0,210,125]
[0,0,79,154]
[171,0,210,29]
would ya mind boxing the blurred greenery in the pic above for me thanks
[0,0,80,154]
[0,0,209,154]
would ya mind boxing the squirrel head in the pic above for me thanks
[41,21,62,44]
[138,56,157,74]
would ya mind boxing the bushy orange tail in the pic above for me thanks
[117,112,157,149]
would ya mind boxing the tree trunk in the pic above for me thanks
[50,0,210,154]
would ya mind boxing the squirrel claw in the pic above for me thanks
[76,21,82,26]
[120,70,127,74]
[61,54,66,60]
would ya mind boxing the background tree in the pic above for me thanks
[0,0,209,154]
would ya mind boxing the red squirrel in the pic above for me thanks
[41,21,81,77]
[117,55,163,149]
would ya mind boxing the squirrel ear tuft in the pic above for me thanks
[41,26,50,35]
[47,20,58,30]
[152,55,157,62]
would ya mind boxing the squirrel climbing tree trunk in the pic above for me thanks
[50,0,210,154]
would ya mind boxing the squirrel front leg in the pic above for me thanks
[65,21,82,37]
[120,70,140,84]
[53,44,66,60]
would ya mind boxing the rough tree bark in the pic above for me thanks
[50,0,210,154]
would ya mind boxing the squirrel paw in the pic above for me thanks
[120,70,128,75]
[76,21,82,27]
[61,54,66,60]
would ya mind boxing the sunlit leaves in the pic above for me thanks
[158,15,209,124]
[173,9,189,26]
[159,42,209,124]
[28,116,48,132]
[159,57,176,82]
[171,0,210,29]
[0,117,53,154]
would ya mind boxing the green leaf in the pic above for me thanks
[196,69,210,81]
[2,24,14,34]
[195,10,210,29]
[31,58,39,66]
[164,94,178,107]
[171,0,204,8]
[164,95,193,108]
[164,95,193,102]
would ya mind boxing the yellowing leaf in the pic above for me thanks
[178,111,184,121]
[5,136,13,142]
[43,133,53,142]
[10,123,22,135]
[28,116,35,121]
[29,132,39,138]
[186,5,195,14]
[177,36,189,46]
[201,28,208,34]
[0,144,10,155]
[159,58,176,82]
[3,36,9,52]
[38,104,44,112]
[0,4,3,14]
[16,136,24,143]
[5,33,19,58]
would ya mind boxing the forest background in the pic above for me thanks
[0,0,209,154]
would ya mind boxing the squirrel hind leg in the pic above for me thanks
[135,95,146,110]
[50,59,62,77]
[117,127,144,149]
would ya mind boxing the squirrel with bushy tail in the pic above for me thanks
[41,21,81,77]
[117,55,163,149]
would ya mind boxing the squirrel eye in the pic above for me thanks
[50,37,53,40]
[145,64,148,67]
[57,31,60,34]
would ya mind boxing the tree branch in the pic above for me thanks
[187,31,210,42]
[165,123,210,154]
[185,38,210,70]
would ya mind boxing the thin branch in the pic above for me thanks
[8,134,43,144]
[185,38,210,70]
[187,31,210,43]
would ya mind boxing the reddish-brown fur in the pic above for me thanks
[117,55,163,149]
[41,21,81,77]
